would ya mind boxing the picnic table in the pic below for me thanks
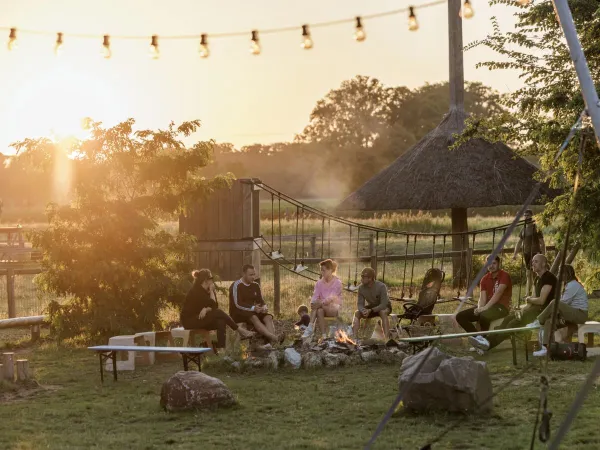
[399,325,539,366]
[88,345,212,382]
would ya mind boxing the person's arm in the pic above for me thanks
[255,283,266,307]
[311,281,321,304]
[334,279,343,305]
[371,284,389,313]
[357,290,365,311]
[560,282,577,306]
[231,281,255,311]
[527,284,552,305]
[483,284,507,308]
[478,287,488,308]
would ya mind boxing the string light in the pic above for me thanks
[408,7,419,31]
[354,17,366,42]
[149,35,159,59]
[199,34,209,58]
[250,30,260,55]
[301,25,313,49]
[101,35,111,59]
[7,28,17,51]
[54,32,63,56]
[461,0,474,18]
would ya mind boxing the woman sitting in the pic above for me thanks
[302,259,343,339]
[181,269,254,350]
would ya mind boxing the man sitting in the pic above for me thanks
[483,253,556,351]
[455,255,512,350]
[229,264,284,344]
[351,268,391,339]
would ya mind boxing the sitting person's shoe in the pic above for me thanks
[238,327,255,340]
[301,324,314,339]
[533,347,547,357]
[525,320,541,329]
[468,335,490,351]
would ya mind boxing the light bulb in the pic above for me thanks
[250,30,261,55]
[354,17,366,42]
[517,0,532,5]
[408,7,419,31]
[301,25,313,49]
[101,35,111,59]
[54,32,64,56]
[7,28,17,51]
[199,34,209,58]
[461,0,474,18]
[149,35,159,59]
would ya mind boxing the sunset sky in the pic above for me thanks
[0,0,523,153]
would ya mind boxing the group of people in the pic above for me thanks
[180,259,393,350]
[180,210,590,355]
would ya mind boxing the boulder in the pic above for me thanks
[160,371,237,412]
[360,351,378,362]
[231,361,242,372]
[267,352,279,370]
[302,352,323,369]
[347,354,363,366]
[322,352,345,367]
[244,357,264,369]
[398,347,493,414]
[284,348,302,369]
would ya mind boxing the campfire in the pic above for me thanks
[335,329,356,346]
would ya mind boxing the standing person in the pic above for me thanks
[513,209,546,296]
[229,264,285,344]
[181,269,255,350]
[302,259,343,339]
[483,253,556,351]
[455,255,512,350]
[351,267,391,339]
[532,264,588,357]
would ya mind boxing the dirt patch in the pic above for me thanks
[0,379,61,404]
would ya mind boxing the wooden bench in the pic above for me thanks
[399,325,540,366]
[0,315,46,341]
[88,345,212,382]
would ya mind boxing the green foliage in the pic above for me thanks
[463,0,600,259]
[15,119,233,341]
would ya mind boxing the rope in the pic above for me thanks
[294,206,299,268]
[375,232,379,275]
[401,234,409,298]
[347,225,353,288]
[320,217,325,260]
[382,232,388,282]
[278,196,282,252]
[409,235,417,298]
[354,227,361,287]
[431,235,436,269]
[440,235,447,272]
[301,207,305,267]
[328,219,331,256]
[271,193,275,251]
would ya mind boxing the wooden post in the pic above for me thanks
[6,268,16,318]
[310,236,316,258]
[448,0,464,112]
[2,352,15,381]
[16,359,29,381]
[0,364,3,380]
[273,263,281,316]
[31,324,41,342]
[451,208,469,288]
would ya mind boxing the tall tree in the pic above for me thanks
[15,119,232,340]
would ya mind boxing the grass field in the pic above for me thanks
[1,333,599,449]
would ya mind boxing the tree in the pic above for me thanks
[462,0,600,286]
[15,119,232,340]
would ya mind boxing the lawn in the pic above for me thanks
[1,335,600,450]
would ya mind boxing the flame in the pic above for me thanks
[335,329,356,345]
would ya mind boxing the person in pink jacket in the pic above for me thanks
[302,259,343,339]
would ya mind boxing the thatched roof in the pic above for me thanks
[338,109,557,211]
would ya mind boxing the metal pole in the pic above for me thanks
[553,0,600,147]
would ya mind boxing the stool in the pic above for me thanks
[154,331,179,361]
[105,335,137,371]
[170,328,190,346]
[133,332,156,365]
[577,321,600,356]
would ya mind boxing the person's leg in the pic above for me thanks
[487,313,518,349]
[378,310,390,338]
[542,302,588,346]
[316,308,326,337]
[479,305,509,331]
[210,309,254,340]
[352,310,362,337]
[455,307,479,333]
[250,315,278,342]
[263,314,275,334]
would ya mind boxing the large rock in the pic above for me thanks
[160,371,237,412]
[322,352,346,367]
[360,351,378,363]
[267,352,279,370]
[398,347,493,414]
[284,348,302,369]
[302,352,323,369]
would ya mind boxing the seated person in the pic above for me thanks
[181,269,254,350]
[351,267,391,339]
[455,255,512,350]
[302,259,343,339]
[483,254,556,351]
[295,305,311,331]
[533,264,588,357]
[229,264,285,344]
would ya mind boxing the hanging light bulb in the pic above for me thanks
[301,25,313,49]
[354,17,366,42]
[461,0,474,19]
[199,34,209,58]
[7,28,17,51]
[149,35,159,59]
[250,30,261,55]
[54,32,64,56]
[516,0,532,5]
[408,7,419,31]
[101,35,111,59]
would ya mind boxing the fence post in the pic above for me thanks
[310,236,316,258]
[369,235,377,275]
[7,268,16,318]
[273,263,281,316]
[368,235,374,257]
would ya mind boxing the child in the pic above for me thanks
[295,305,311,331]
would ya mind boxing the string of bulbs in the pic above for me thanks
[1,0,531,59]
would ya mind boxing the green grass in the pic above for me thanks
[1,338,600,449]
